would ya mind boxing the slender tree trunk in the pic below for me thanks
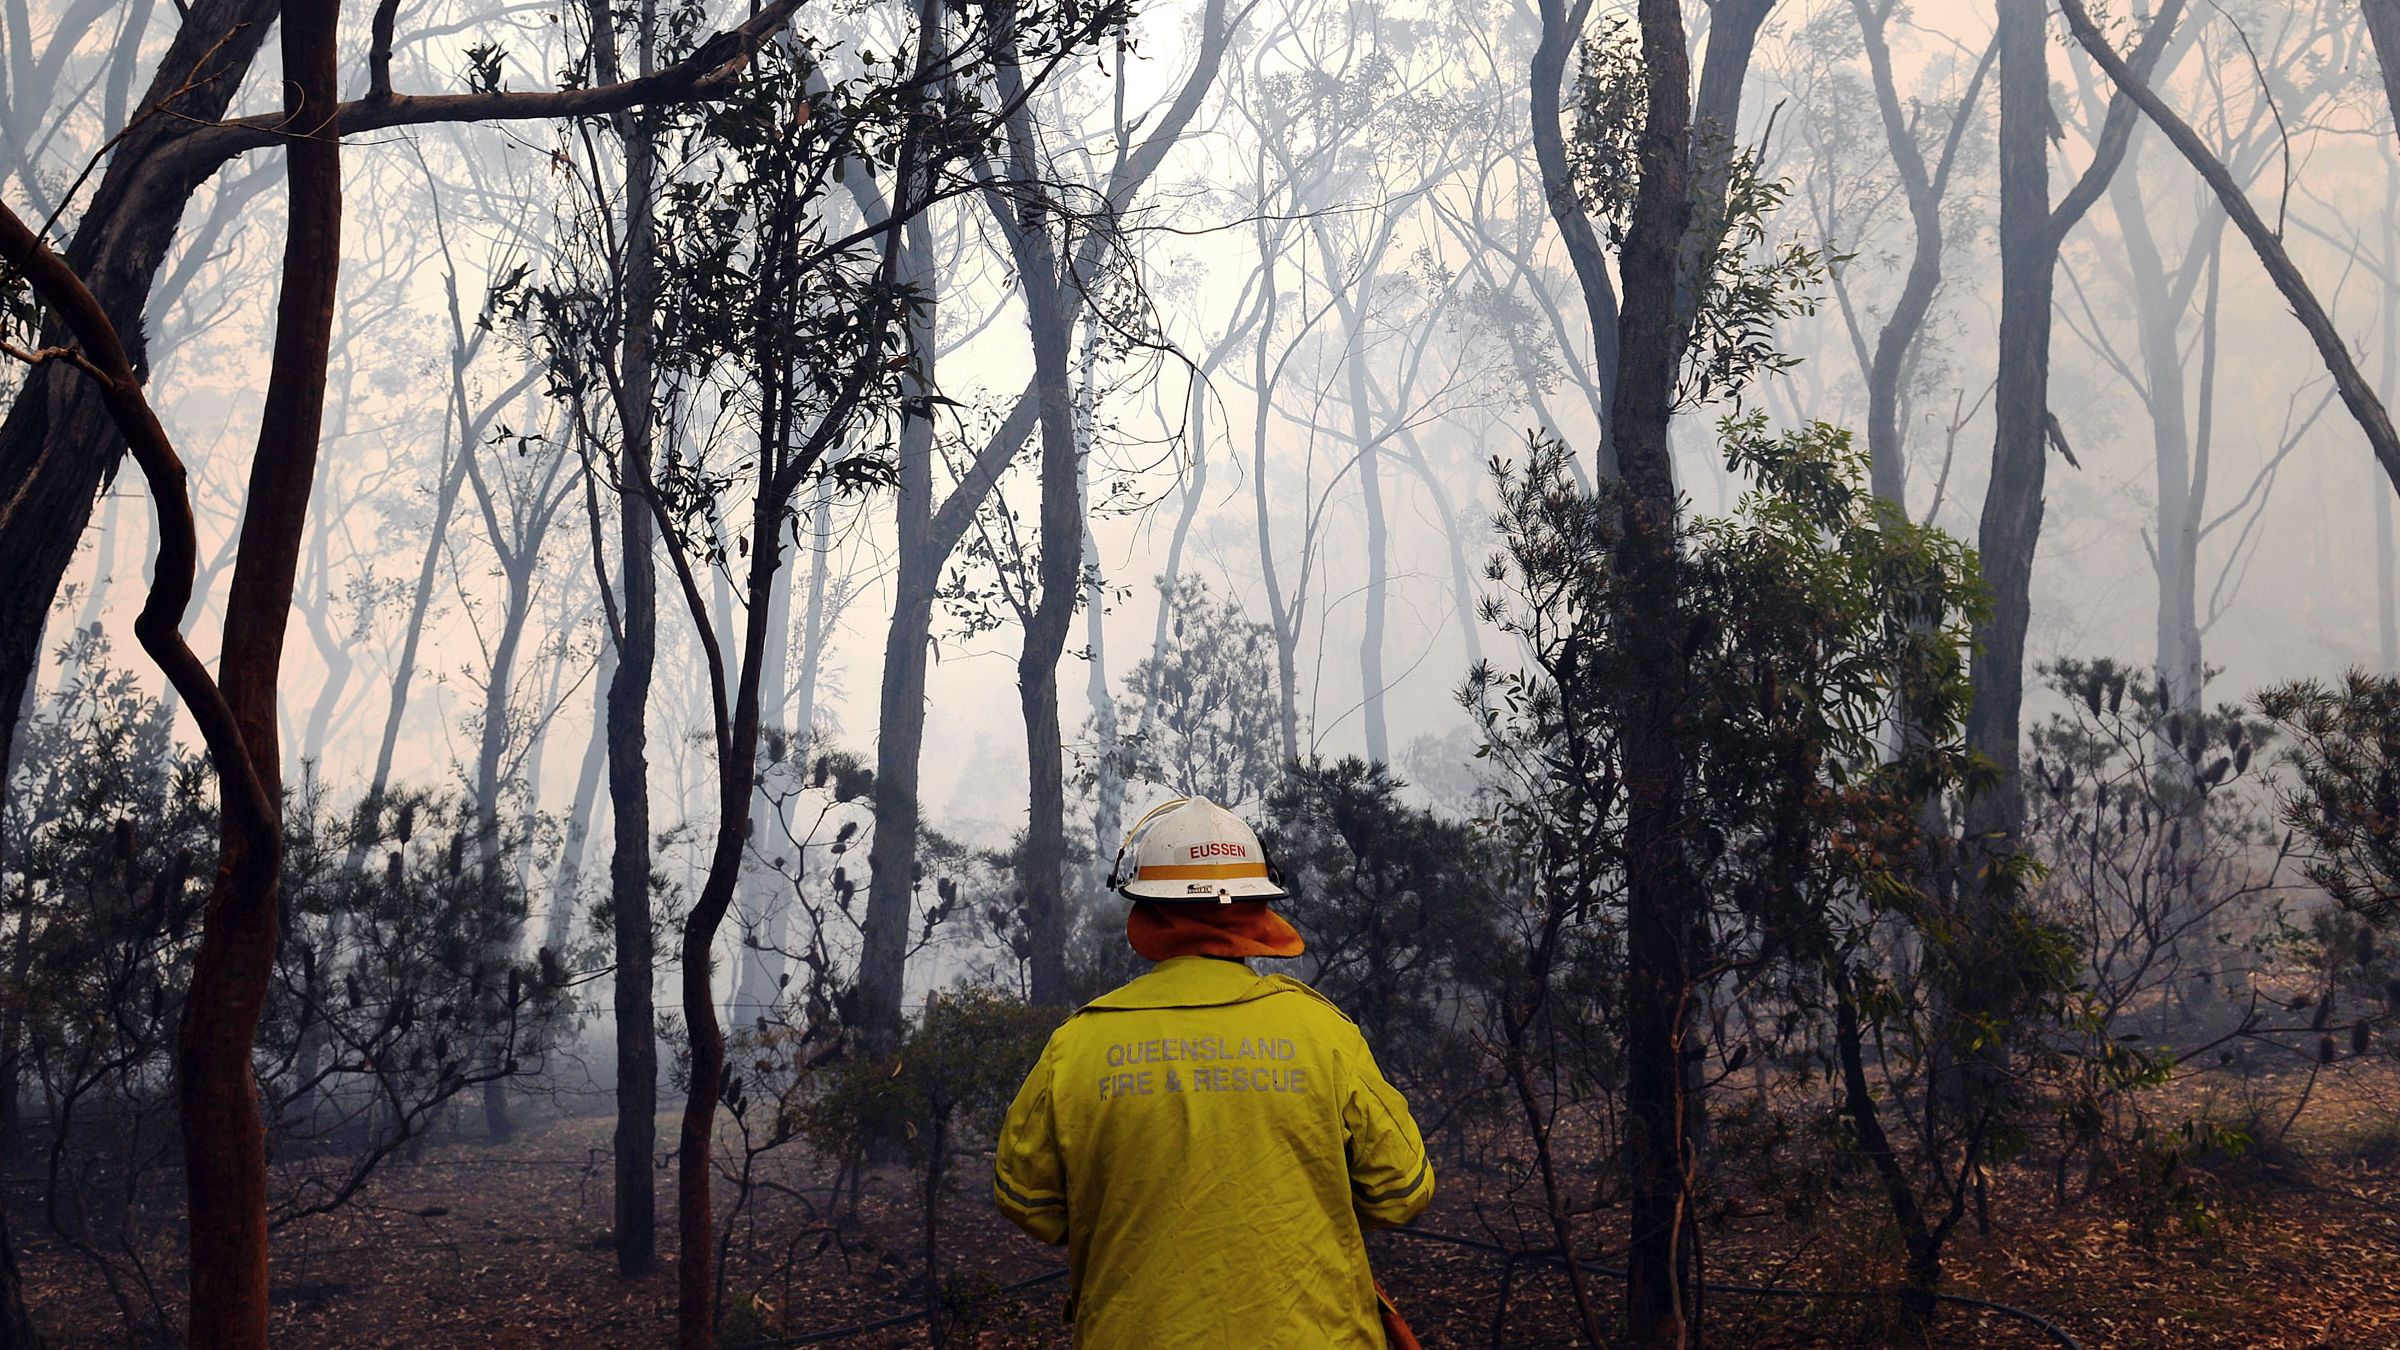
[1078,321,1125,893]
[675,526,779,1350]
[1851,0,1993,507]
[858,216,946,1041]
[545,643,614,957]
[1967,0,2069,853]
[1250,255,1305,765]
[983,12,1096,1009]
[1015,252,1081,1007]
[1343,318,1392,766]
[474,572,533,1140]
[2110,160,2220,715]
[791,479,834,746]
[476,585,533,879]
[174,4,343,1342]
[728,515,794,1031]
[1832,977,1945,1332]
[368,447,473,802]
[1531,0,1620,476]
[599,0,663,1275]
[1966,0,2176,852]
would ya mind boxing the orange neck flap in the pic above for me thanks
[1126,900,1305,962]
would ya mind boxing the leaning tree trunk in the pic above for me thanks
[2062,0,2400,495]
[1532,0,1621,476]
[2381,200,2400,669]
[0,0,280,773]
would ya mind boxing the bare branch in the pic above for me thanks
[2060,0,2400,498]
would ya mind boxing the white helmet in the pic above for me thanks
[1108,797,1288,904]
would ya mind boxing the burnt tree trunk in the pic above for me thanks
[595,0,663,1276]
[1613,2,1700,1342]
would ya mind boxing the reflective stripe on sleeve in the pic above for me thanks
[1353,1156,1429,1205]
[994,1173,1065,1211]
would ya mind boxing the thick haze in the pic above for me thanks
[10,0,2396,930]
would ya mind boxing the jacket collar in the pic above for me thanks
[1080,956,1278,1012]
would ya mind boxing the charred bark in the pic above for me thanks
[1613,3,1699,1341]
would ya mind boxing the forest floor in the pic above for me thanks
[11,1053,2400,1347]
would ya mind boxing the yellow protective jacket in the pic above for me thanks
[993,956,1433,1349]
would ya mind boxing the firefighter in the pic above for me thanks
[993,796,1432,1348]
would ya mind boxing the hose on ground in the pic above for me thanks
[736,1224,2081,1348]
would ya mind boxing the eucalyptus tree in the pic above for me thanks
[1423,12,1610,478]
[448,321,580,1142]
[1601,3,1780,1334]
[1266,5,1503,765]
[1963,0,2179,854]
[2058,7,2353,725]
[1837,0,1993,508]
[0,0,815,861]
[533,5,1122,1335]
[0,4,341,1340]
[4,0,828,1328]
[880,0,1246,1015]
[1213,0,1456,768]
[1531,0,1622,472]
[728,472,860,1026]
[2060,0,2400,495]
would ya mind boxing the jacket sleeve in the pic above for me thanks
[1340,1035,1433,1229]
[993,1038,1069,1244]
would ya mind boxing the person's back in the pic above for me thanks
[995,956,1430,1347]
[993,797,1432,1349]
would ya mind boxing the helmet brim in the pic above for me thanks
[1119,875,1289,902]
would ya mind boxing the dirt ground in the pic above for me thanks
[13,1057,2400,1347]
